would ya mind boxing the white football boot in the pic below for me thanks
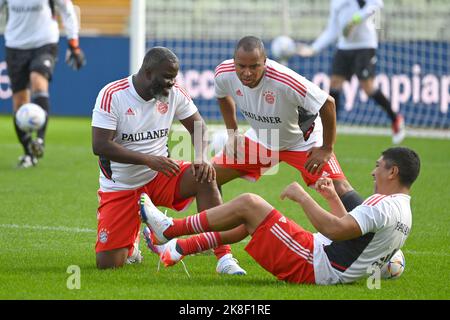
[159,239,184,267]
[216,254,247,275]
[142,226,167,255]
[139,193,173,244]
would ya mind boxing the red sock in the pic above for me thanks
[213,245,232,260]
[176,232,222,255]
[164,211,210,239]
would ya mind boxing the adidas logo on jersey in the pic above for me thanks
[125,108,135,115]
[279,216,287,223]
[236,89,243,96]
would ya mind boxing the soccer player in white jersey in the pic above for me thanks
[297,0,405,144]
[1,0,86,168]
[91,47,245,274]
[212,36,364,213]
[140,147,420,285]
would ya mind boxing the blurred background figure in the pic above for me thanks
[0,0,85,168]
[297,0,405,144]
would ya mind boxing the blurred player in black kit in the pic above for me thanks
[1,0,86,168]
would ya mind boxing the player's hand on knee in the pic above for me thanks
[66,39,86,71]
[305,146,332,174]
[147,155,180,177]
[280,182,306,203]
[224,133,244,160]
[224,133,236,158]
[315,177,337,200]
[192,160,216,183]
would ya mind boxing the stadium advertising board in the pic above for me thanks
[1,38,448,128]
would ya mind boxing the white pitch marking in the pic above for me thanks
[0,223,96,233]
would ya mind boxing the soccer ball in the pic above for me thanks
[15,103,47,132]
[380,249,405,279]
[270,35,296,60]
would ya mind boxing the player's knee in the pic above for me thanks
[96,259,125,270]
[96,260,116,270]
[195,178,220,193]
[30,70,49,84]
[236,193,265,210]
[96,251,127,270]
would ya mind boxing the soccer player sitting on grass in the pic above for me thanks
[91,47,245,274]
[140,147,420,285]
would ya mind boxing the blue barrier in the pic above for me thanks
[149,39,450,128]
[1,37,449,128]
[0,36,129,116]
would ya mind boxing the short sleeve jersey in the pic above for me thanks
[91,76,197,191]
[313,193,412,285]
[1,0,79,49]
[214,58,328,151]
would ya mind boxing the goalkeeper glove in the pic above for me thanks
[65,39,86,71]
[343,13,362,37]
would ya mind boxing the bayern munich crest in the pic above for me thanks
[99,228,109,244]
[263,90,275,104]
[156,101,169,114]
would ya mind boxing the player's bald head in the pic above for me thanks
[234,36,266,57]
[142,47,179,71]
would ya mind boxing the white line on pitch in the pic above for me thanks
[0,223,96,233]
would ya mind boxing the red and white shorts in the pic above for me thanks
[95,160,193,255]
[245,209,316,284]
[212,137,346,186]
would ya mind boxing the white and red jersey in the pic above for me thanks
[91,75,197,192]
[214,58,328,151]
[312,193,412,285]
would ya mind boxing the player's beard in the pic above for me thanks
[151,82,170,103]
[154,92,169,104]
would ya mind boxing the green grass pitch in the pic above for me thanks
[0,115,449,300]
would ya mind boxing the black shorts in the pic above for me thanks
[5,43,58,93]
[331,48,377,81]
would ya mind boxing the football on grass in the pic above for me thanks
[381,249,405,279]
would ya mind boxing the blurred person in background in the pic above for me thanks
[0,0,86,168]
[297,0,405,145]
